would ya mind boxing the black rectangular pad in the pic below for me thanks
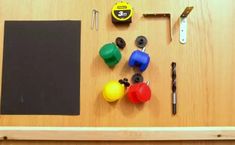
[1,21,81,115]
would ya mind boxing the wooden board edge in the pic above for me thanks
[0,127,235,141]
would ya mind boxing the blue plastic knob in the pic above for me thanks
[128,50,150,72]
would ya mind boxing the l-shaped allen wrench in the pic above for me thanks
[143,13,172,41]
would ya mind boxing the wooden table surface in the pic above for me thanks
[0,0,234,144]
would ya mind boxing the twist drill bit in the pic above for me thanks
[171,62,177,115]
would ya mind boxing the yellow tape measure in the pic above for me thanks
[111,1,133,24]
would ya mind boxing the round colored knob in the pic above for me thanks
[136,83,151,102]
[99,43,122,67]
[128,50,150,72]
[103,81,125,102]
[127,86,142,104]
[127,82,151,103]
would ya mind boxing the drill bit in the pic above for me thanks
[171,62,177,115]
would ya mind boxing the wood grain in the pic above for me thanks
[1,141,235,145]
[0,0,234,144]
[0,127,235,141]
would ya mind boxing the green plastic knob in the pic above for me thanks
[99,43,122,67]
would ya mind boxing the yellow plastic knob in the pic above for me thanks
[103,81,125,102]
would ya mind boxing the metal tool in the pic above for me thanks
[171,62,177,115]
[143,13,172,41]
[111,1,133,24]
[91,9,99,30]
[179,6,194,44]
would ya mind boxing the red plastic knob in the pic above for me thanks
[127,82,151,103]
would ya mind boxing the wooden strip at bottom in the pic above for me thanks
[0,127,235,141]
